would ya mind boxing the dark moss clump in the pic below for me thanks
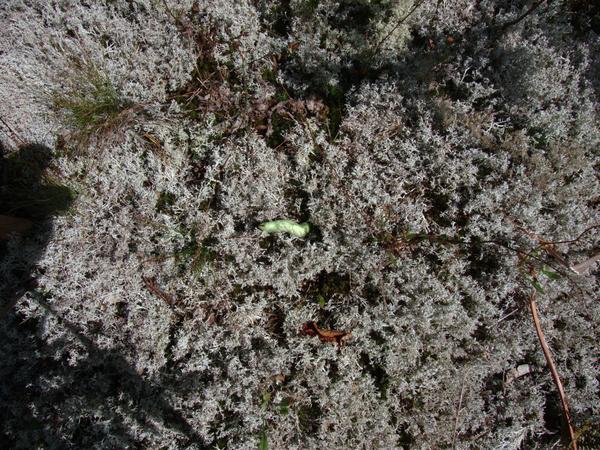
[298,401,322,434]
[155,191,177,214]
[174,235,219,275]
[266,111,293,148]
[302,270,351,308]
[207,408,242,449]
[359,352,390,400]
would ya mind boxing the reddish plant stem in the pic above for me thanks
[528,290,578,450]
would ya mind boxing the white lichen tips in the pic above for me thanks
[258,219,311,238]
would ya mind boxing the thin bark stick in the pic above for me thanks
[501,0,548,31]
[0,116,26,145]
[373,0,427,53]
[451,374,467,449]
[142,276,175,308]
[528,290,578,450]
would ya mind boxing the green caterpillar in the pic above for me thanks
[258,220,311,238]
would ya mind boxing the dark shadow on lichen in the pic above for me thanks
[0,142,73,313]
[0,141,76,447]
[0,142,206,448]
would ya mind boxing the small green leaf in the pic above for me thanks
[279,398,289,415]
[532,279,544,293]
[541,266,560,280]
[261,392,271,409]
[404,231,420,241]
[259,430,268,450]
[318,295,326,308]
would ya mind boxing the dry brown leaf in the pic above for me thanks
[300,321,352,345]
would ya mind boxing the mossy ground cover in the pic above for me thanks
[0,1,599,448]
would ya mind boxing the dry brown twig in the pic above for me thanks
[142,275,177,309]
[373,0,428,53]
[504,213,569,266]
[502,212,594,448]
[0,116,26,146]
[500,0,549,31]
[528,287,578,450]
[451,373,467,449]
[504,212,600,271]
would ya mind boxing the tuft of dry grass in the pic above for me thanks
[51,60,134,148]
